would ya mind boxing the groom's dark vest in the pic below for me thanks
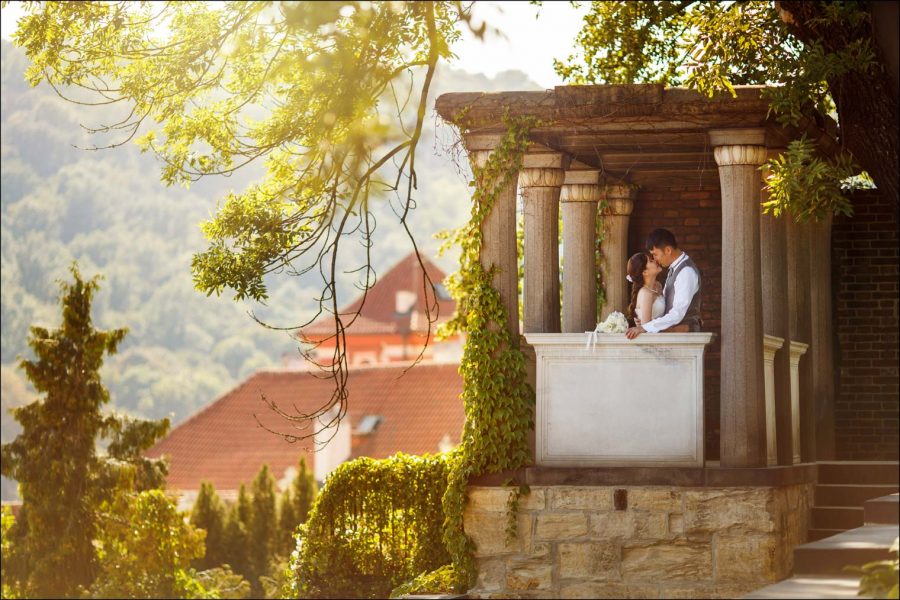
[664,255,702,332]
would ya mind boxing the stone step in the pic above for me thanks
[808,528,846,542]
[812,506,864,530]
[864,493,899,525]
[742,575,862,599]
[817,461,899,485]
[793,524,900,576]
[815,484,899,507]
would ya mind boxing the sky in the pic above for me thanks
[0,1,588,89]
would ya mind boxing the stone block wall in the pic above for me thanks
[832,190,899,460]
[628,186,723,460]
[464,483,812,599]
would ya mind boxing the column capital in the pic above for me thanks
[520,150,570,188]
[713,145,768,167]
[561,183,603,203]
[763,334,785,356]
[600,184,637,216]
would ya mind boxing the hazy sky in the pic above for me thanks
[1,1,588,88]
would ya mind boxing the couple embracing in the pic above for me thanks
[624,228,702,340]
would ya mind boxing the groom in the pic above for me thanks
[625,228,701,339]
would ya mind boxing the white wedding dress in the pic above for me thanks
[650,292,665,320]
[636,289,665,325]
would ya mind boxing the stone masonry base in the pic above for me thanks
[464,483,813,599]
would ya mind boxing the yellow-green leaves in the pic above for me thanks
[289,453,452,599]
[762,136,864,221]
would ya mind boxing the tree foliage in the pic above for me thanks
[555,0,897,217]
[191,481,228,571]
[247,464,277,596]
[288,453,451,599]
[0,264,170,598]
[88,489,209,599]
[6,0,479,440]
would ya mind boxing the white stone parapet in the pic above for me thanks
[525,333,715,468]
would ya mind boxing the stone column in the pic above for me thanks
[759,150,794,465]
[809,213,836,459]
[466,134,520,342]
[561,169,603,332]
[763,335,785,466]
[598,185,636,320]
[711,129,768,468]
[520,151,570,333]
[786,216,815,463]
[789,341,809,464]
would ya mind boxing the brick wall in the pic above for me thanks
[628,186,723,460]
[832,190,899,460]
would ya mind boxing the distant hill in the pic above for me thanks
[0,39,540,499]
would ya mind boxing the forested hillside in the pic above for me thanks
[1,39,540,499]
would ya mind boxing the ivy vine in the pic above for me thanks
[433,113,538,592]
[286,115,538,597]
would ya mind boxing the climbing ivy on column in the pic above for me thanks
[435,114,538,591]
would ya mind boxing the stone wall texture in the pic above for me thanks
[464,483,812,599]
[628,186,723,460]
[832,189,900,460]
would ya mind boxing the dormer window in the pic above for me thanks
[354,414,383,435]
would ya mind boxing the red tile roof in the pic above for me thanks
[301,252,455,336]
[146,362,464,492]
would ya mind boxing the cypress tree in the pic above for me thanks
[191,481,227,570]
[293,457,318,525]
[221,485,251,579]
[248,464,276,595]
[276,489,297,557]
[0,265,169,597]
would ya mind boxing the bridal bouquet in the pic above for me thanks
[586,311,628,349]
[595,311,628,333]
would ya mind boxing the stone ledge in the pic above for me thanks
[469,464,817,488]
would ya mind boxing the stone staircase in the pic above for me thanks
[809,461,899,542]
[745,461,899,599]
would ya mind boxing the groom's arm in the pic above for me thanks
[642,269,699,333]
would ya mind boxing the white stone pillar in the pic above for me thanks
[711,129,768,468]
[763,335,785,466]
[789,341,809,464]
[520,151,570,333]
[809,213,836,459]
[561,169,603,332]
[466,134,521,342]
[760,149,794,465]
[598,185,636,320]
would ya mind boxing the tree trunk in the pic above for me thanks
[777,1,899,217]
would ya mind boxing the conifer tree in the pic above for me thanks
[0,265,169,598]
[191,481,227,570]
[221,485,251,579]
[248,464,277,596]
[276,489,298,558]
[293,457,318,526]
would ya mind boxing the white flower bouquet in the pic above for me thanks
[595,311,628,333]
[586,311,628,349]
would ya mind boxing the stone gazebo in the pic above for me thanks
[436,85,839,598]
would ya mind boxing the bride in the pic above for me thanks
[625,252,664,327]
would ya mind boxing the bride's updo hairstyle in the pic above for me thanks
[626,252,650,327]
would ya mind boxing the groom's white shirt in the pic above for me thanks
[642,252,699,333]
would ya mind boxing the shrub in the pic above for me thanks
[288,453,451,599]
